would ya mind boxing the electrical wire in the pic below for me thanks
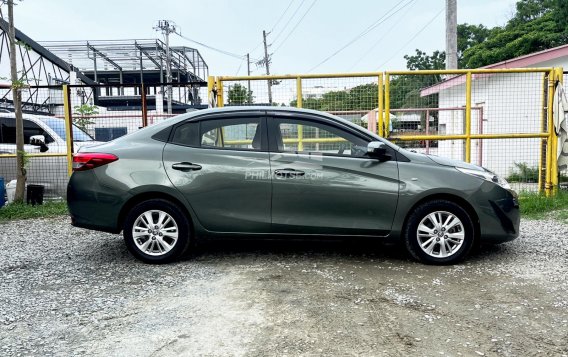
[271,0,296,33]
[234,57,245,75]
[376,7,444,69]
[271,0,306,44]
[273,0,318,54]
[348,0,417,70]
[175,32,245,60]
[307,0,414,73]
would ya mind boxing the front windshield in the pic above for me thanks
[39,118,94,142]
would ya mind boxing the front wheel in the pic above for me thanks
[404,200,475,265]
[123,199,191,264]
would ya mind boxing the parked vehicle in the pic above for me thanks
[67,107,520,264]
[0,113,99,198]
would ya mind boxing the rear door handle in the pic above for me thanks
[172,162,202,171]
[274,168,305,177]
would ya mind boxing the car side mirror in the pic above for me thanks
[367,141,391,161]
[30,135,49,152]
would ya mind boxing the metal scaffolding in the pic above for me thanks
[40,39,208,85]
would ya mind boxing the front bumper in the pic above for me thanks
[477,186,520,243]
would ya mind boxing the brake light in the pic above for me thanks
[73,153,118,172]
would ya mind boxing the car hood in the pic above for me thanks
[426,155,484,171]
[399,148,485,172]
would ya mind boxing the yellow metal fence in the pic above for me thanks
[210,68,563,194]
[0,69,563,200]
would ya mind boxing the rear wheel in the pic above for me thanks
[123,199,191,264]
[404,200,475,265]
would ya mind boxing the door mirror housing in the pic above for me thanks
[29,135,49,152]
[367,141,391,161]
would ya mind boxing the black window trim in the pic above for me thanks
[168,112,269,153]
[267,113,395,160]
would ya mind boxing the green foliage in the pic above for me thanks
[0,201,68,222]
[519,190,568,220]
[406,0,568,69]
[461,0,568,68]
[457,23,492,67]
[73,104,98,132]
[227,84,254,104]
[506,162,540,182]
[16,149,29,176]
[291,83,379,111]
[404,50,446,71]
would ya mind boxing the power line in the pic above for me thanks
[235,57,245,75]
[273,0,318,54]
[349,0,417,70]
[271,0,296,32]
[271,0,306,44]
[175,32,245,60]
[307,0,413,73]
[376,7,444,69]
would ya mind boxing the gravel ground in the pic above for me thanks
[0,217,567,357]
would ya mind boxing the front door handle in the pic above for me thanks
[274,168,305,177]
[172,162,202,171]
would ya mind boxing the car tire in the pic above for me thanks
[123,199,191,264]
[404,199,475,265]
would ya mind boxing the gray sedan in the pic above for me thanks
[67,107,519,264]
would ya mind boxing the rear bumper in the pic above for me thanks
[67,170,127,234]
[70,217,121,234]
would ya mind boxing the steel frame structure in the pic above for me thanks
[41,39,208,85]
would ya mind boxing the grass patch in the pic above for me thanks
[519,190,568,220]
[0,201,68,222]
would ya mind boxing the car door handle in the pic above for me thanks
[172,162,202,171]
[274,168,305,177]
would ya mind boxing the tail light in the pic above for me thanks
[73,153,118,172]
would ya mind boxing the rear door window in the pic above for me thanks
[170,117,265,151]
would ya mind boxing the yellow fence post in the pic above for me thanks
[465,72,472,163]
[378,74,384,137]
[217,77,224,107]
[384,73,390,137]
[550,67,563,193]
[296,76,303,151]
[545,69,555,195]
[63,84,73,177]
[296,77,303,108]
[207,76,215,107]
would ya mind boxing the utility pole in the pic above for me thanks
[246,53,251,103]
[154,20,176,114]
[445,0,458,69]
[7,0,25,202]
[261,30,272,104]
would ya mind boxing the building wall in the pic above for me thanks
[437,71,548,177]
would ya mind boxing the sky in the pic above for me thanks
[9,0,518,76]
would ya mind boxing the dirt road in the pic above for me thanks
[1,218,566,356]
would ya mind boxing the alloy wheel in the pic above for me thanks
[132,210,179,256]
[416,211,465,258]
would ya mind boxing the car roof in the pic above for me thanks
[0,112,63,122]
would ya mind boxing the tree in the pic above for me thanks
[6,0,26,202]
[73,104,99,133]
[404,50,446,71]
[227,84,253,105]
[456,24,492,66]
[404,0,568,69]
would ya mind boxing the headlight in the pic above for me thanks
[455,167,511,189]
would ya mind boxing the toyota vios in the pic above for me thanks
[67,107,519,264]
